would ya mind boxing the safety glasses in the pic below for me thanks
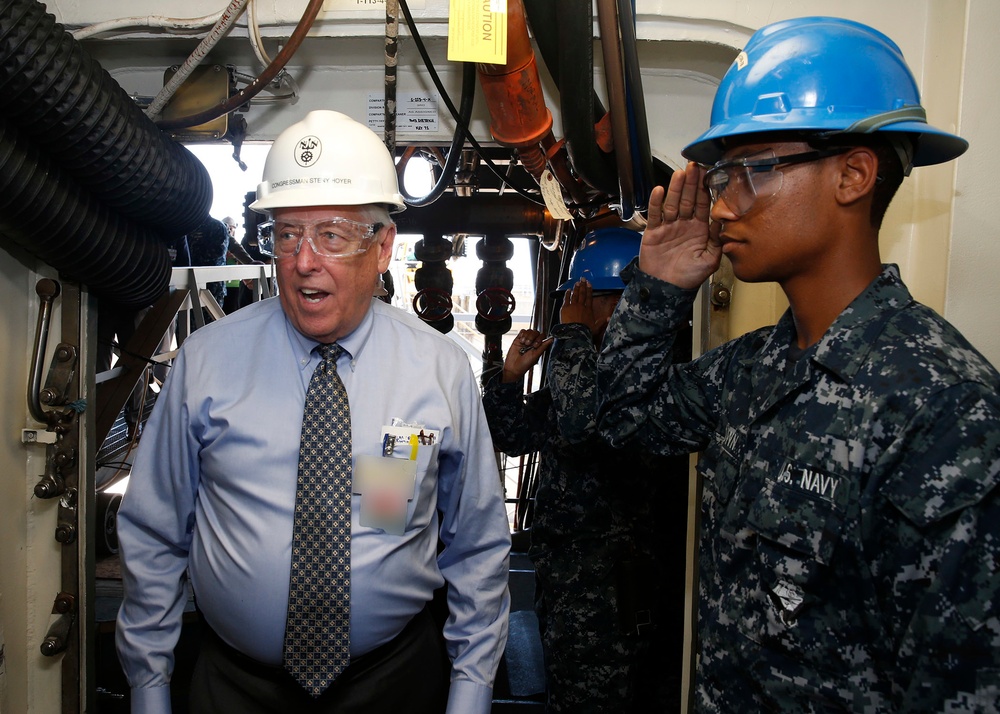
[271,217,385,260]
[704,147,851,217]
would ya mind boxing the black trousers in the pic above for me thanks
[189,606,450,714]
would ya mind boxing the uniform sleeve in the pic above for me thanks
[481,373,552,457]
[875,382,1000,710]
[438,368,512,714]
[227,234,255,264]
[597,262,733,457]
[115,349,201,713]
[546,322,600,444]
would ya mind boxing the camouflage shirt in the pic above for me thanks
[483,322,673,556]
[598,262,1000,713]
[186,217,230,304]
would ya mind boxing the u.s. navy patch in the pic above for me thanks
[776,459,842,501]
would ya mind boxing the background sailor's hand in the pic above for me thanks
[502,329,553,383]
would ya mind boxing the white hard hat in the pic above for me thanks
[251,110,406,214]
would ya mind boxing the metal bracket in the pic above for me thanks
[33,447,77,500]
[22,429,58,445]
[705,256,735,351]
[41,343,79,414]
[40,592,77,657]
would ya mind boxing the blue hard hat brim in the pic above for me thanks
[683,118,968,167]
[555,275,627,292]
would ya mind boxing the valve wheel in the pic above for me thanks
[475,287,516,321]
[412,287,454,321]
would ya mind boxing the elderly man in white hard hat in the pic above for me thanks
[116,110,511,714]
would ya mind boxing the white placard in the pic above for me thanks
[367,93,440,133]
[323,0,426,12]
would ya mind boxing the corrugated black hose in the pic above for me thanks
[0,115,171,309]
[0,0,213,306]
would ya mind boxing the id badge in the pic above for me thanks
[353,425,439,535]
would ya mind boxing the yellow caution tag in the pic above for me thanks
[447,0,508,64]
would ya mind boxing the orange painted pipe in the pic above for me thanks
[477,0,553,170]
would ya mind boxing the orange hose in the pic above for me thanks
[476,0,553,159]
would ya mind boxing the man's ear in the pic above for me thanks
[377,224,396,273]
[835,146,879,207]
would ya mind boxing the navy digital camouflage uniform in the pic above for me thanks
[186,216,230,305]
[484,321,688,713]
[598,261,1000,712]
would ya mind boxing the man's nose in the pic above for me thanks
[710,193,740,221]
[293,236,322,268]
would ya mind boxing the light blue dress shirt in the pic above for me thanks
[116,297,511,714]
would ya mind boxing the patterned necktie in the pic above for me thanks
[284,343,352,697]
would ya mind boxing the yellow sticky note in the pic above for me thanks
[447,0,507,64]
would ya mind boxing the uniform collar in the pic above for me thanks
[739,265,912,421]
[810,264,913,381]
[750,264,913,382]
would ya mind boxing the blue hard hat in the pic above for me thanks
[557,227,641,292]
[682,17,968,167]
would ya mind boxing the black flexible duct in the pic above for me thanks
[617,0,653,211]
[0,116,171,309]
[0,0,212,238]
[523,0,618,196]
[0,0,214,307]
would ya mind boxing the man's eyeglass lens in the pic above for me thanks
[272,219,383,259]
[704,148,850,217]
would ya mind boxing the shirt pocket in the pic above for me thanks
[406,442,439,530]
[747,470,850,593]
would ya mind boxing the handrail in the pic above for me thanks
[27,279,60,425]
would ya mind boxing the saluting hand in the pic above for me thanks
[640,161,722,290]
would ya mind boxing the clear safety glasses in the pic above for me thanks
[271,217,385,259]
[703,147,850,217]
